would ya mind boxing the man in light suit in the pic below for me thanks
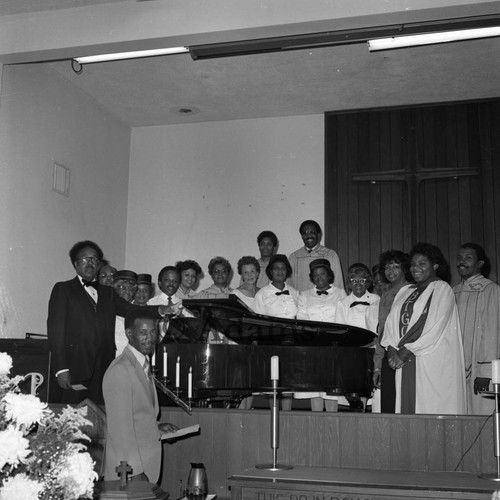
[103,311,177,483]
[47,240,168,405]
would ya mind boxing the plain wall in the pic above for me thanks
[0,64,131,338]
[126,116,325,289]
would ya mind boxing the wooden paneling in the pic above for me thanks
[159,408,496,499]
[325,100,500,285]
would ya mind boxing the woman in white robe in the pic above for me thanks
[381,242,466,415]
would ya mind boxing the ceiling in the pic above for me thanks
[4,0,500,127]
[0,0,127,16]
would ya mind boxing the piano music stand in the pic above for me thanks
[256,380,293,471]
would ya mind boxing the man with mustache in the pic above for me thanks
[453,243,500,415]
[103,311,177,483]
[288,220,344,292]
[47,240,167,405]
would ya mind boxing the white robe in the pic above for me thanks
[381,281,466,415]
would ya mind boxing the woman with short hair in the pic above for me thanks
[196,256,233,299]
[175,260,202,299]
[254,254,298,318]
[233,256,261,311]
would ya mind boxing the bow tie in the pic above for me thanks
[316,290,329,296]
[350,300,370,308]
[82,279,99,290]
[275,290,290,296]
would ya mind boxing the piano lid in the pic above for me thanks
[169,296,376,347]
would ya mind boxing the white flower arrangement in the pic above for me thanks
[0,353,98,500]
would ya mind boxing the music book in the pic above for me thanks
[160,424,199,441]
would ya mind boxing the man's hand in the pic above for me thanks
[373,370,381,388]
[56,371,72,390]
[158,422,179,434]
[474,377,491,394]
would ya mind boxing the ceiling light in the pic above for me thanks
[73,46,188,64]
[368,26,500,51]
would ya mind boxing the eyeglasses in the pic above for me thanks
[78,256,100,264]
[349,278,367,285]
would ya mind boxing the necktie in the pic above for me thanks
[143,358,156,405]
[82,279,99,290]
[275,290,290,296]
[316,290,328,296]
[350,301,370,308]
[167,296,174,306]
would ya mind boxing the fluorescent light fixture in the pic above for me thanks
[73,46,188,64]
[368,26,500,51]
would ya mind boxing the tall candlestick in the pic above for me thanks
[271,356,279,381]
[493,359,500,384]
[163,346,168,377]
[188,366,193,399]
[176,356,180,388]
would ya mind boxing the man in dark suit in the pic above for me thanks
[103,311,177,482]
[47,240,165,405]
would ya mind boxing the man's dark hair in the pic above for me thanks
[158,266,180,282]
[299,220,321,234]
[124,310,159,330]
[460,242,491,278]
[69,240,104,264]
[257,230,278,247]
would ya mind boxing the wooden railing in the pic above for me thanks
[159,408,495,499]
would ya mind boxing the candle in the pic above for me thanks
[176,356,180,388]
[163,346,168,377]
[271,355,279,381]
[151,350,156,370]
[188,366,193,399]
[493,359,500,384]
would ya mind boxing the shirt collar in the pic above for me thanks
[160,291,177,301]
[128,344,147,367]
[304,244,320,253]
[463,273,483,284]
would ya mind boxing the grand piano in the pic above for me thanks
[155,296,376,407]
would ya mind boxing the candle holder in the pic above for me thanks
[479,382,500,481]
[162,375,170,386]
[255,379,293,471]
[153,377,192,415]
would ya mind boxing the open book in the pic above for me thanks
[160,424,199,441]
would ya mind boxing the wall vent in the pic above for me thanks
[52,161,70,196]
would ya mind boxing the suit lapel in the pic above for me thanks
[124,347,158,412]
[70,276,97,312]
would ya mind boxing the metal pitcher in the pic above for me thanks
[186,462,208,500]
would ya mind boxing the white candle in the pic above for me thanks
[151,350,156,370]
[188,366,193,399]
[176,356,180,388]
[492,359,500,384]
[163,346,168,377]
[271,356,279,381]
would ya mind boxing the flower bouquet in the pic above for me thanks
[0,352,98,500]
